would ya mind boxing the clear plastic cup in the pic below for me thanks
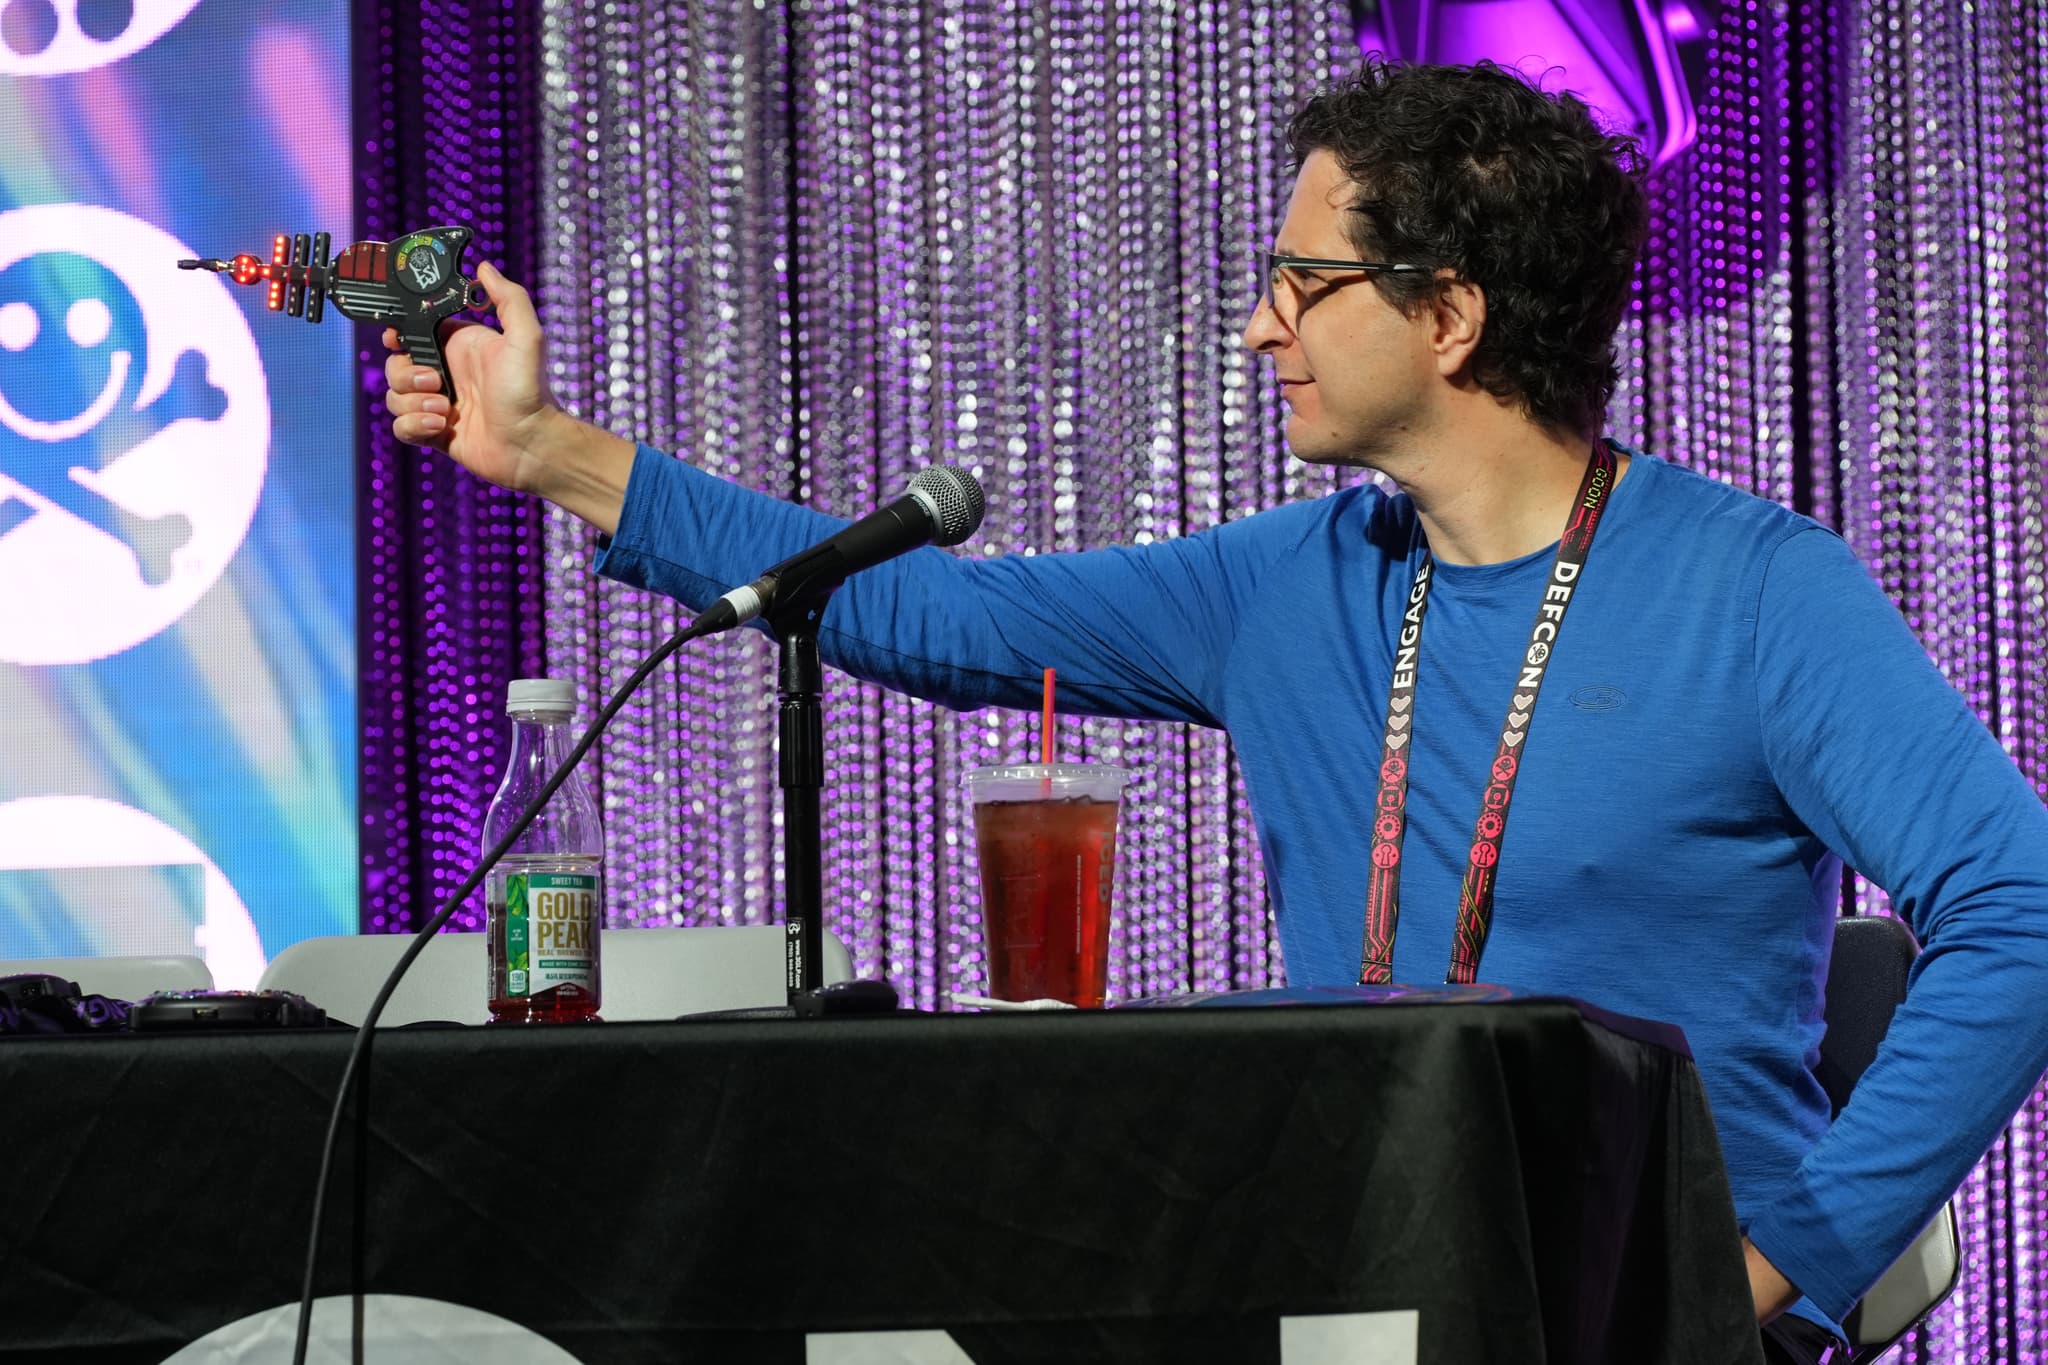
[964,763,1128,1007]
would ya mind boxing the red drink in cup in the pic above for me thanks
[965,763,1128,1007]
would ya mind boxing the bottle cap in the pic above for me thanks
[506,678,576,714]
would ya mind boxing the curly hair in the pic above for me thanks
[1287,58,1649,436]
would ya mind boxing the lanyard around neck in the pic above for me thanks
[1359,442,1620,986]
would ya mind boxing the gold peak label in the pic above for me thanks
[506,871,597,995]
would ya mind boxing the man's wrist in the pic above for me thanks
[523,409,636,536]
[1744,1235,1800,1324]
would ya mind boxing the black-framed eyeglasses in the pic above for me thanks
[1260,250,1430,317]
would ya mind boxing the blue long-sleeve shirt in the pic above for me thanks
[595,441,2048,1329]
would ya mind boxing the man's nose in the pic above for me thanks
[1242,292,1289,353]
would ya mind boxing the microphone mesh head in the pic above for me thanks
[910,465,987,547]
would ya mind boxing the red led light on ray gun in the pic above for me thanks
[265,234,289,311]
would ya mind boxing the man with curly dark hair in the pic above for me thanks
[383,57,2048,1365]
[1275,59,1647,449]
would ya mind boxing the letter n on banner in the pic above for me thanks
[806,1312,1420,1363]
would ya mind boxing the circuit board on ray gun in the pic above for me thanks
[178,226,487,403]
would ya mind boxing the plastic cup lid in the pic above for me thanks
[963,763,1127,783]
[963,763,1129,802]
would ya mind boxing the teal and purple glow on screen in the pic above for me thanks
[1364,0,1713,167]
[0,0,356,985]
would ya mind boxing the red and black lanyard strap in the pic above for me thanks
[1359,442,1621,986]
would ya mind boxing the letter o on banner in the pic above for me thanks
[161,1295,586,1364]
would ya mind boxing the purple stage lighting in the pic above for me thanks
[1360,0,1716,166]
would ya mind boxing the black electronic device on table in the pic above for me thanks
[0,973,129,1034]
[177,226,486,403]
[0,972,80,1004]
[129,989,329,1032]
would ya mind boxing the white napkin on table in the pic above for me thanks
[948,993,1077,1012]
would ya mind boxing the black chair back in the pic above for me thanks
[1814,913,1961,1363]
[1815,914,1918,1115]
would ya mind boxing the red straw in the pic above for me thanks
[1040,668,1057,766]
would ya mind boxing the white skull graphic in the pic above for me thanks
[0,0,204,77]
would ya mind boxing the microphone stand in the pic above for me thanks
[767,590,830,1011]
[687,466,979,1020]
[764,587,905,1017]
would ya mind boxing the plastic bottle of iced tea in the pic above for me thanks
[482,679,604,1024]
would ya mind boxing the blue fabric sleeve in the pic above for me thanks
[592,444,1323,726]
[1743,527,2048,1320]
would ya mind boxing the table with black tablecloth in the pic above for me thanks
[0,998,1766,1363]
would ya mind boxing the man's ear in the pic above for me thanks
[1429,276,1486,379]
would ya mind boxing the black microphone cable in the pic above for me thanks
[289,607,725,1365]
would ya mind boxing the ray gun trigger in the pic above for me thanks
[179,226,487,404]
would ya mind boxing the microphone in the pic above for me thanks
[692,466,986,634]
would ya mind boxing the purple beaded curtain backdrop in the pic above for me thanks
[532,0,1352,1008]
[1603,3,2047,1361]
[358,0,548,936]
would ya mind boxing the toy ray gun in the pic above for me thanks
[178,225,486,403]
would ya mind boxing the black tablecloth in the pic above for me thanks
[0,1001,1766,1363]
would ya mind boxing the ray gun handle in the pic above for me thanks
[179,226,486,404]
